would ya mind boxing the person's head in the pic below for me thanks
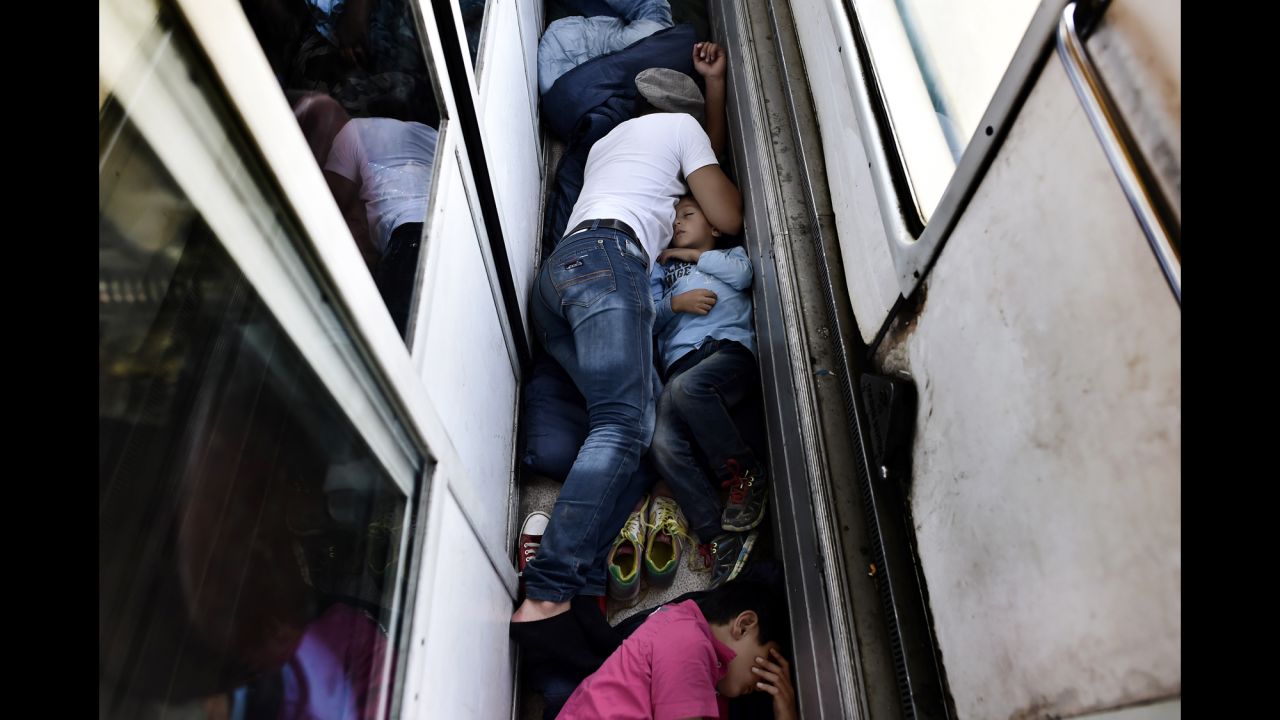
[695,579,789,697]
[289,92,351,165]
[670,194,722,252]
[634,68,705,124]
[632,94,661,118]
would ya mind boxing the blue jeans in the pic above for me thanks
[649,339,758,542]
[524,227,660,601]
[373,222,423,337]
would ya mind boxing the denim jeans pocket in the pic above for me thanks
[550,241,616,308]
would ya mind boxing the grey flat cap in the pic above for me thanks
[635,68,705,123]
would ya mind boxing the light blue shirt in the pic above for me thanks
[537,0,673,93]
[650,247,757,373]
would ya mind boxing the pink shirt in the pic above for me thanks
[558,600,735,720]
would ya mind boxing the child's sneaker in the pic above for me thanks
[707,529,759,589]
[720,459,769,532]
[607,495,649,604]
[644,496,691,589]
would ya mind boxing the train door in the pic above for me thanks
[99,0,529,716]
[772,0,1182,717]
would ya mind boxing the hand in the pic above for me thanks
[672,289,717,315]
[658,247,704,264]
[752,648,797,720]
[692,42,727,81]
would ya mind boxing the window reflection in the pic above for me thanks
[460,0,486,65]
[239,0,442,339]
[99,100,408,720]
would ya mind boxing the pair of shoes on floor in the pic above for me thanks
[606,495,693,604]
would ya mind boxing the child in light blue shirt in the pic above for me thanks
[649,195,768,589]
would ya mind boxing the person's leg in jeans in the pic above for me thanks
[372,221,423,337]
[580,451,660,598]
[649,340,759,535]
[517,230,657,616]
[650,374,722,544]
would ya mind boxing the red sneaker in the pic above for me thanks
[517,511,550,594]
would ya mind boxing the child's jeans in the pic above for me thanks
[649,338,758,542]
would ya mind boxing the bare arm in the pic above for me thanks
[324,170,380,271]
[692,42,728,157]
[686,165,742,236]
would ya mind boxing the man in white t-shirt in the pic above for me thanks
[513,41,743,655]
[323,116,439,336]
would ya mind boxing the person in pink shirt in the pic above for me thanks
[557,580,798,720]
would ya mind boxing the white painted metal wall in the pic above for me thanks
[414,136,521,562]
[789,0,1180,717]
[474,0,547,327]
[889,56,1181,717]
[403,0,546,715]
[787,0,902,343]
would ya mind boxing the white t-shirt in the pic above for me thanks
[325,118,439,252]
[565,113,719,267]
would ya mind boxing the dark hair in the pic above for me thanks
[633,95,660,117]
[676,194,743,249]
[694,579,788,650]
[714,231,744,250]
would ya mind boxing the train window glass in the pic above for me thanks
[100,8,422,718]
[238,0,445,343]
[850,0,1038,222]
[459,0,488,66]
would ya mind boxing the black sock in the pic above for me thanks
[510,610,605,679]
[570,595,622,658]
